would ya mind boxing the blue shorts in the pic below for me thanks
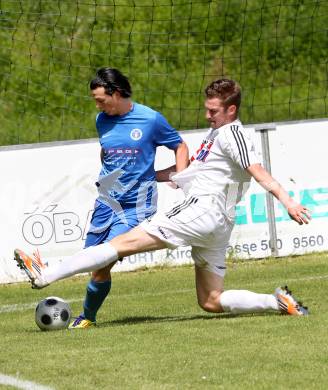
[85,201,155,248]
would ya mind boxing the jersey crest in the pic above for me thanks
[130,128,143,140]
[191,138,214,162]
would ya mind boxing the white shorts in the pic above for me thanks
[140,195,234,277]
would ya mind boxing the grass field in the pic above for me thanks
[1,253,328,390]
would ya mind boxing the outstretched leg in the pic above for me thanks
[194,266,307,316]
[46,226,167,284]
[14,226,167,288]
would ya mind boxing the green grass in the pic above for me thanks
[1,253,328,389]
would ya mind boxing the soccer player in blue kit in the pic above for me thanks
[68,68,189,328]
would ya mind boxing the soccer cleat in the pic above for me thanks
[275,285,309,316]
[14,248,49,289]
[68,315,96,329]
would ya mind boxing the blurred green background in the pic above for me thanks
[0,0,327,145]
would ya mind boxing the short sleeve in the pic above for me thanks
[223,124,259,169]
[153,112,183,150]
[95,112,105,139]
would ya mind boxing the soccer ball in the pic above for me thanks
[35,296,71,331]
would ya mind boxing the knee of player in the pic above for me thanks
[198,300,214,312]
[197,292,222,313]
[92,267,112,281]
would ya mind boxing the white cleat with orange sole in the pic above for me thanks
[14,248,49,289]
[275,286,309,316]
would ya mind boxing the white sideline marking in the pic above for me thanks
[0,373,53,390]
[1,274,328,315]
[0,298,82,314]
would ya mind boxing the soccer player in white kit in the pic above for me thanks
[15,79,311,317]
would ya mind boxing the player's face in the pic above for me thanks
[91,87,120,115]
[205,97,236,129]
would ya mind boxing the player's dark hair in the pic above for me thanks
[90,68,132,98]
[205,79,241,112]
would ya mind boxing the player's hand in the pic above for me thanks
[287,204,311,225]
[166,181,178,189]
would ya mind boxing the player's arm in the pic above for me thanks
[246,163,311,225]
[174,140,189,172]
[156,141,189,182]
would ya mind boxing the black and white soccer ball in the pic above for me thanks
[35,296,71,331]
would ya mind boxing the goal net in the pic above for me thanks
[0,0,327,145]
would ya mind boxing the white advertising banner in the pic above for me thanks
[228,119,328,258]
[1,120,327,284]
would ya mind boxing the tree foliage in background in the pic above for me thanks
[0,0,327,145]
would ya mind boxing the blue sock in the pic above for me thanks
[82,279,111,322]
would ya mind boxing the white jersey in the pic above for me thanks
[171,119,259,221]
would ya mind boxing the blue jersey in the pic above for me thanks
[95,102,182,217]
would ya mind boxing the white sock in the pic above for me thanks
[219,290,279,314]
[43,243,118,284]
